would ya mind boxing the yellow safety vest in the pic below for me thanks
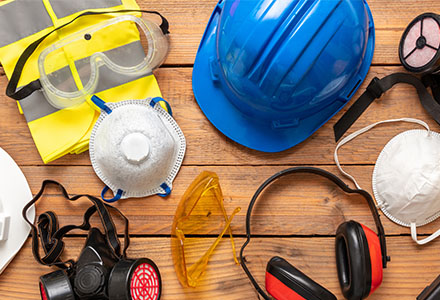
[0,0,162,163]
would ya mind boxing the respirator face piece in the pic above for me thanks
[40,262,162,300]
[39,230,161,300]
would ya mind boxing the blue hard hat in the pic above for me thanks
[192,0,375,152]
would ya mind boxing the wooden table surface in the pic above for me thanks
[1,0,440,299]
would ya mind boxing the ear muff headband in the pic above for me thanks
[239,167,388,300]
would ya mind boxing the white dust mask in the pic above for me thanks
[334,118,440,245]
[89,96,186,202]
[0,147,35,275]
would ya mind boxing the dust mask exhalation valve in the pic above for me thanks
[400,13,440,74]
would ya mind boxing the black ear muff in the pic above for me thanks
[335,221,372,300]
[265,256,337,300]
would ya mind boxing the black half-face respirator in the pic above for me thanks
[333,12,440,142]
[22,180,162,300]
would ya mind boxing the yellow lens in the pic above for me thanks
[171,171,240,287]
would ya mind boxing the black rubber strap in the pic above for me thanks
[6,9,169,101]
[22,180,130,271]
[422,74,440,105]
[333,73,440,142]
[240,167,389,300]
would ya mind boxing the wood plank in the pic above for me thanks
[138,0,440,66]
[0,236,438,299]
[1,66,439,166]
[0,1,438,300]
[0,1,439,68]
[21,165,440,236]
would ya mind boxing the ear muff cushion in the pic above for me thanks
[335,221,372,300]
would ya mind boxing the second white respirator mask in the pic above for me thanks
[334,118,440,245]
[89,96,186,202]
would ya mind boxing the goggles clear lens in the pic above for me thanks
[39,14,169,109]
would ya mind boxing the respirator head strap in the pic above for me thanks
[423,73,440,105]
[22,180,130,269]
[334,73,440,142]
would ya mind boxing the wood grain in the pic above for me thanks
[0,236,438,300]
[19,164,440,236]
[1,66,439,166]
[138,0,440,66]
[0,1,439,299]
[0,0,439,67]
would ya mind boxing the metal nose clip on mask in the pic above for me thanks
[89,96,186,202]
[335,118,440,245]
[6,10,170,109]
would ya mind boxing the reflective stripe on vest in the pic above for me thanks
[0,0,52,48]
[0,0,129,48]
[19,39,150,122]
[51,0,123,19]
[0,0,160,164]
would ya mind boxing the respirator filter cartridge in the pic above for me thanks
[400,13,440,73]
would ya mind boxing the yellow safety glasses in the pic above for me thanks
[171,171,240,287]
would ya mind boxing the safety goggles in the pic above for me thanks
[171,171,240,287]
[7,10,169,109]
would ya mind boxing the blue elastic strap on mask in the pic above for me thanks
[101,186,123,203]
[91,95,112,114]
[150,97,173,116]
[157,183,171,197]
